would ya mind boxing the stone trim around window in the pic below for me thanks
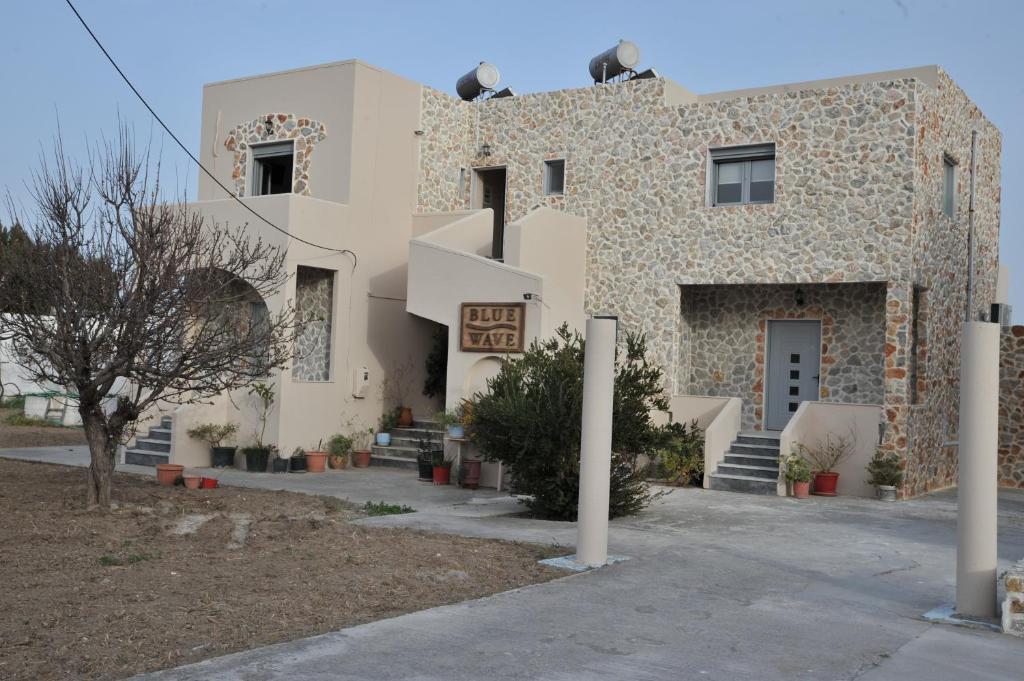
[225,114,327,197]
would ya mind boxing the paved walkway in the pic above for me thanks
[3,446,1024,680]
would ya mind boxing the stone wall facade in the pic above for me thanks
[292,266,335,382]
[1000,326,1024,488]
[415,67,1001,497]
[225,113,327,197]
[681,283,886,430]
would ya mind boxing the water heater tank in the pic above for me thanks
[456,62,501,101]
[588,40,640,82]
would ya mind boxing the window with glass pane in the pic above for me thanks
[942,156,956,218]
[715,161,743,204]
[710,144,775,206]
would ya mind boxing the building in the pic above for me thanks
[132,54,1010,498]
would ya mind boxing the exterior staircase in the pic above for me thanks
[125,416,173,466]
[369,419,444,471]
[708,432,781,495]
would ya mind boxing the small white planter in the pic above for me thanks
[876,485,897,502]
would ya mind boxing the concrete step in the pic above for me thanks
[146,427,172,442]
[368,453,419,471]
[387,435,430,448]
[160,416,172,428]
[730,442,780,456]
[723,453,780,467]
[715,463,779,480]
[125,450,168,467]
[132,438,171,453]
[736,433,781,446]
[371,444,419,459]
[708,473,778,495]
[392,426,444,439]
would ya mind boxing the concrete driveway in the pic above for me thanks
[3,446,1023,680]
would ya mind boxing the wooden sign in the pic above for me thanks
[460,303,526,353]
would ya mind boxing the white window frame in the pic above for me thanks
[250,141,295,197]
[707,143,776,207]
[942,154,957,219]
[543,159,565,196]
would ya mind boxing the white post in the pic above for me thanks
[956,321,1000,618]
[577,316,616,567]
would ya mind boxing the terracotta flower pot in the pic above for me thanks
[306,451,328,473]
[793,480,810,499]
[812,471,839,496]
[199,477,219,489]
[398,407,413,427]
[328,453,348,469]
[462,459,482,489]
[353,449,372,468]
[432,465,451,485]
[182,474,202,490]
[156,463,184,487]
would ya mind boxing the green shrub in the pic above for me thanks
[327,433,353,456]
[1,395,25,410]
[362,500,416,516]
[781,452,812,483]
[6,412,53,427]
[866,449,903,487]
[656,420,705,486]
[468,325,668,520]
[186,422,238,447]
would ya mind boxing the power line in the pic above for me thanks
[62,0,357,267]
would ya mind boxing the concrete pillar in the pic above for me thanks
[956,321,1000,618]
[577,316,616,567]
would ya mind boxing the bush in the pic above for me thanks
[468,325,668,520]
[866,449,903,487]
[656,420,704,486]
[327,434,352,456]
[362,500,416,516]
[781,451,812,483]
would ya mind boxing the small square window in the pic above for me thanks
[790,370,800,380]
[251,141,294,196]
[942,155,956,218]
[788,402,798,412]
[710,144,775,206]
[790,353,800,363]
[544,159,565,196]
[789,386,799,396]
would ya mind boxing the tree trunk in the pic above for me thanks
[82,411,117,510]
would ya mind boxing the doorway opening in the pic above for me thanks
[472,167,507,260]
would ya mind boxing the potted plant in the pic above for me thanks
[866,449,903,502]
[289,447,307,473]
[271,446,289,473]
[435,406,466,439]
[186,422,239,468]
[352,427,374,467]
[431,450,453,485]
[306,439,329,473]
[376,407,400,446]
[796,431,855,496]
[781,451,812,499]
[182,472,202,489]
[155,463,184,487]
[416,434,439,481]
[327,433,352,469]
[244,382,276,473]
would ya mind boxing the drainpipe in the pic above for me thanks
[965,130,978,322]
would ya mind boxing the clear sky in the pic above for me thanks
[2,0,1021,310]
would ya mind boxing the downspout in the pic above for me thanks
[965,130,978,322]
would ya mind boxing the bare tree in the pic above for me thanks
[0,129,294,509]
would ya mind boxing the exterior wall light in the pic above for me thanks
[264,116,274,137]
[480,142,492,157]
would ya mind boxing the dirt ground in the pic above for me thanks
[0,459,562,681]
[0,407,89,448]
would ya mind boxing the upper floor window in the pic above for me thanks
[544,159,565,196]
[710,144,775,206]
[251,141,294,196]
[942,155,957,218]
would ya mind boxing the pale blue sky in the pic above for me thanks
[2,0,1021,309]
